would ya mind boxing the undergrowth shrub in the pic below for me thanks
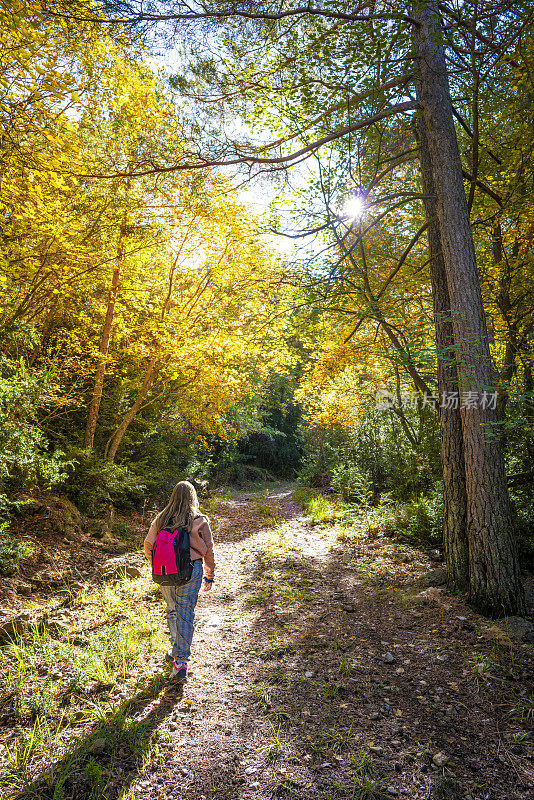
[293,486,350,524]
[298,406,441,501]
[330,463,371,502]
[379,488,443,549]
[0,523,34,575]
[306,494,343,524]
[0,357,69,518]
[510,487,534,571]
[296,407,444,548]
[60,449,146,516]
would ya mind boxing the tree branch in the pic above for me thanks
[73,101,419,179]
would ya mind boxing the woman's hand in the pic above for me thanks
[202,578,213,593]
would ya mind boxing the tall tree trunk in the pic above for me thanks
[104,252,182,462]
[104,355,161,462]
[414,114,469,591]
[413,1,525,616]
[83,209,128,450]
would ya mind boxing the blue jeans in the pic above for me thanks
[159,560,203,663]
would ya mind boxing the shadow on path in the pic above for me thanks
[228,509,534,799]
[16,673,184,800]
[9,485,533,800]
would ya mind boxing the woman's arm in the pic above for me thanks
[198,516,216,580]
[143,518,159,561]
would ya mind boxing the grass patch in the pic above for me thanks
[253,682,277,711]
[255,720,288,761]
[466,652,500,687]
[260,638,296,661]
[293,487,350,525]
[349,747,385,799]
[255,491,283,527]
[379,493,442,549]
[506,690,534,725]
[0,568,169,798]
[431,773,463,799]
[311,721,355,755]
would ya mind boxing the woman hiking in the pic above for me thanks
[143,481,215,683]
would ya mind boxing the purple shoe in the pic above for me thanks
[170,660,187,683]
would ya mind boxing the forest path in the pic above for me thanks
[131,484,533,800]
[2,484,533,800]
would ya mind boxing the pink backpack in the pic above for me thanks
[152,520,197,586]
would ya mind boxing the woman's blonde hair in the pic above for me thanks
[156,481,199,531]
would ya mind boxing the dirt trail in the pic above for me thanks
[1,484,533,800]
[132,485,533,800]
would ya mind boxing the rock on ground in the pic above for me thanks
[492,615,534,641]
[102,554,144,580]
[423,566,447,587]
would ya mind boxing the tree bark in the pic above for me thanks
[83,209,128,450]
[413,1,525,616]
[414,114,469,591]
